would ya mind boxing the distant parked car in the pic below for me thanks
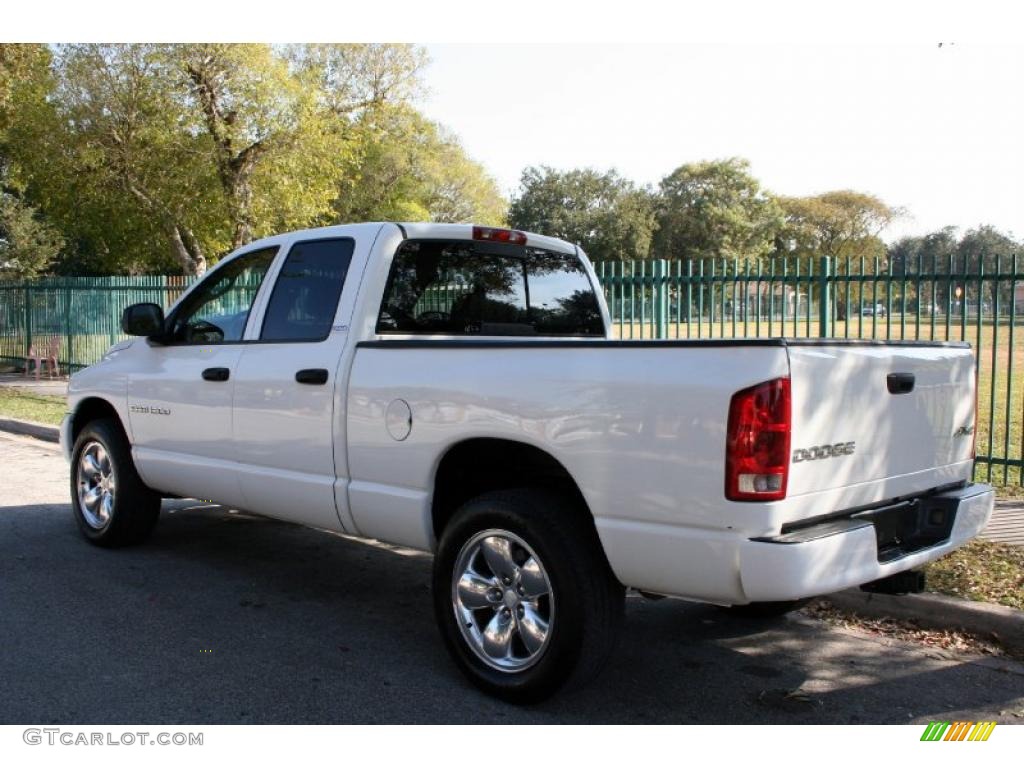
[860,303,887,317]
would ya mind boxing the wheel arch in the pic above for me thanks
[69,397,128,447]
[430,437,599,544]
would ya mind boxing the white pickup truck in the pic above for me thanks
[61,222,994,702]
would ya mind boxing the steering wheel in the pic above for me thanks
[184,318,225,344]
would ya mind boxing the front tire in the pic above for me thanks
[433,488,624,703]
[70,418,160,547]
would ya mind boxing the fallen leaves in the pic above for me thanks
[804,599,1022,661]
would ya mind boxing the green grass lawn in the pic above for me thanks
[0,389,66,425]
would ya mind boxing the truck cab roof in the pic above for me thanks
[235,222,579,260]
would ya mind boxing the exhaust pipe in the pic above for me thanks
[860,570,926,596]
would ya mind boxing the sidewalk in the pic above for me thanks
[0,372,68,397]
[982,500,1024,546]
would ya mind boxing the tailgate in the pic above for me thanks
[786,341,976,497]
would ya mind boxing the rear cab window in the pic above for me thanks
[377,239,604,337]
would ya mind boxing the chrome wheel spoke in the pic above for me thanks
[482,612,514,660]
[519,556,550,599]
[457,572,498,610]
[82,485,102,511]
[82,453,102,479]
[480,535,517,580]
[96,447,111,476]
[100,492,113,521]
[517,605,549,654]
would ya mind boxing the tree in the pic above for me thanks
[776,190,898,316]
[957,225,1019,308]
[888,226,959,274]
[10,44,224,275]
[509,166,655,261]
[0,193,64,277]
[885,227,960,312]
[957,225,1018,272]
[175,44,364,251]
[777,190,897,266]
[0,44,52,165]
[3,44,509,276]
[1,46,75,276]
[332,105,506,225]
[287,44,427,115]
[653,158,782,263]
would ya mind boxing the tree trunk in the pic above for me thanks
[169,225,207,276]
[229,172,255,250]
[185,60,263,252]
[124,181,206,276]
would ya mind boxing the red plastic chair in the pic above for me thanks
[25,336,61,380]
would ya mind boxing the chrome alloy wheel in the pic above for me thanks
[76,440,115,530]
[452,529,555,672]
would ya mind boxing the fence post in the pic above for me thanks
[818,256,831,337]
[23,284,32,370]
[64,284,73,375]
[654,259,668,339]
[110,277,119,347]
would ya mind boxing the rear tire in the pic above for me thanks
[70,418,160,547]
[721,599,810,618]
[433,488,624,703]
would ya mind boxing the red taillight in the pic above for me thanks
[725,377,791,502]
[472,226,528,245]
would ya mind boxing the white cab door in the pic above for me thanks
[128,246,280,506]
[231,235,364,531]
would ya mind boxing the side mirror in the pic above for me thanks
[121,303,165,337]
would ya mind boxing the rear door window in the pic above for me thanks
[377,240,603,336]
[260,238,354,342]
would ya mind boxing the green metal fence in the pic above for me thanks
[0,275,196,374]
[0,255,1021,487]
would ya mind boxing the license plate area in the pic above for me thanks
[853,497,957,563]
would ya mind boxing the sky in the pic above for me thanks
[419,43,1024,243]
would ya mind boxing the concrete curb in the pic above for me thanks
[825,589,1024,652]
[0,417,60,444]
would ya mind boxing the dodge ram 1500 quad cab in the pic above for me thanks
[61,222,993,702]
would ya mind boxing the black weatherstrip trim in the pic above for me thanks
[356,337,972,350]
[357,338,787,349]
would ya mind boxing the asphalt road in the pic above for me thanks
[1,430,1022,725]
